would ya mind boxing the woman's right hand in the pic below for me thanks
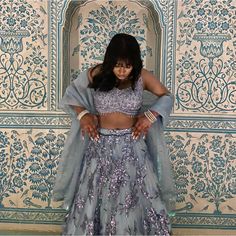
[80,113,99,141]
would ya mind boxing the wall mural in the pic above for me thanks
[0,0,48,110]
[166,132,236,214]
[0,0,236,232]
[68,0,157,83]
[0,128,66,209]
[175,0,236,114]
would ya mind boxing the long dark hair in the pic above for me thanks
[89,33,143,91]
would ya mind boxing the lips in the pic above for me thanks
[117,75,127,79]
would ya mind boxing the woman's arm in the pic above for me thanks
[74,105,99,141]
[132,68,172,139]
[142,68,169,96]
[71,67,100,141]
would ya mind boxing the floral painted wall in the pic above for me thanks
[0,0,236,233]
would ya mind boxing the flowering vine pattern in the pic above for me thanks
[0,129,66,209]
[0,130,27,208]
[71,1,151,78]
[166,132,236,214]
[175,0,236,113]
[0,0,47,109]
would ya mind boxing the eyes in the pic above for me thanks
[114,62,132,69]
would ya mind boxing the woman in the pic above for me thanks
[53,33,176,235]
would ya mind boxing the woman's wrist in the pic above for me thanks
[77,109,89,121]
[150,110,159,118]
[144,110,158,123]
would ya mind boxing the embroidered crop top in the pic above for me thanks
[93,77,143,116]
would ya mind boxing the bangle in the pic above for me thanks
[144,110,157,123]
[77,110,89,121]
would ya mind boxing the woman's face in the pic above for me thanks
[113,60,133,81]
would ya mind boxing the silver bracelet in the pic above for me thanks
[77,110,89,121]
[144,110,157,123]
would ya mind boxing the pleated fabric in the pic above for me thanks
[63,128,170,236]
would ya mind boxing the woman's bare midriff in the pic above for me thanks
[98,112,137,129]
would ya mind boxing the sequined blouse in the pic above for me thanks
[93,77,143,116]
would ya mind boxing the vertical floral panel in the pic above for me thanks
[0,0,48,110]
[166,132,236,214]
[0,130,27,208]
[28,130,66,208]
[0,129,66,209]
[175,0,236,115]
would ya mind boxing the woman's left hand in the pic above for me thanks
[132,114,152,139]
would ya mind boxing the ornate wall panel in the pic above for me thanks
[0,0,236,233]
[174,0,236,117]
[168,0,236,230]
[0,0,48,111]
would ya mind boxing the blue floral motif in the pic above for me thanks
[16,157,26,169]
[208,21,217,30]
[28,130,66,208]
[228,182,236,195]
[29,163,41,172]
[213,155,225,167]
[229,144,236,157]
[177,166,189,176]
[177,149,188,159]
[74,1,149,71]
[0,0,47,109]
[176,177,189,189]
[13,141,23,151]
[29,174,42,183]
[210,136,222,152]
[173,140,184,149]
[166,132,236,214]
[192,161,203,173]
[19,5,26,13]
[210,0,217,5]
[13,176,24,188]
[221,9,228,16]
[20,19,28,28]
[176,0,236,112]
[196,145,207,155]
[35,137,46,146]
[0,131,9,148]
[197,8,205,16]
[195,0,203,4]
[194,181,205,192]
[221,22,229,30]
[195,22,203,30]
[212,174,224,185]
[0,130,27,207]
[7,18,16,26]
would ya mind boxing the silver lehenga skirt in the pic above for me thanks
[63,128,170,236]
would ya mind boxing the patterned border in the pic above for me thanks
[1,209,236,229]
[168,117,236,132]
[148,0,175,88]
[172,213,236,230]
[50,0,58,111]
[1,114,236,132]
[0,114,71,128]
[0,208,66,225]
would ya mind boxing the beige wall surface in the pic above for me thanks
[0,0,235,234]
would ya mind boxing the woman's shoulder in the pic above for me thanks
[87,64,102,83]
[140,68,152,78]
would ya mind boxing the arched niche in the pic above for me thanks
[59,0,166,103]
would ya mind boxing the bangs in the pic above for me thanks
[116,57,133,66]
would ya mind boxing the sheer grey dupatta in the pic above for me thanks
[52,70,95,209]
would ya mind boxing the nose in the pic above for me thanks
[118,66,126,74]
